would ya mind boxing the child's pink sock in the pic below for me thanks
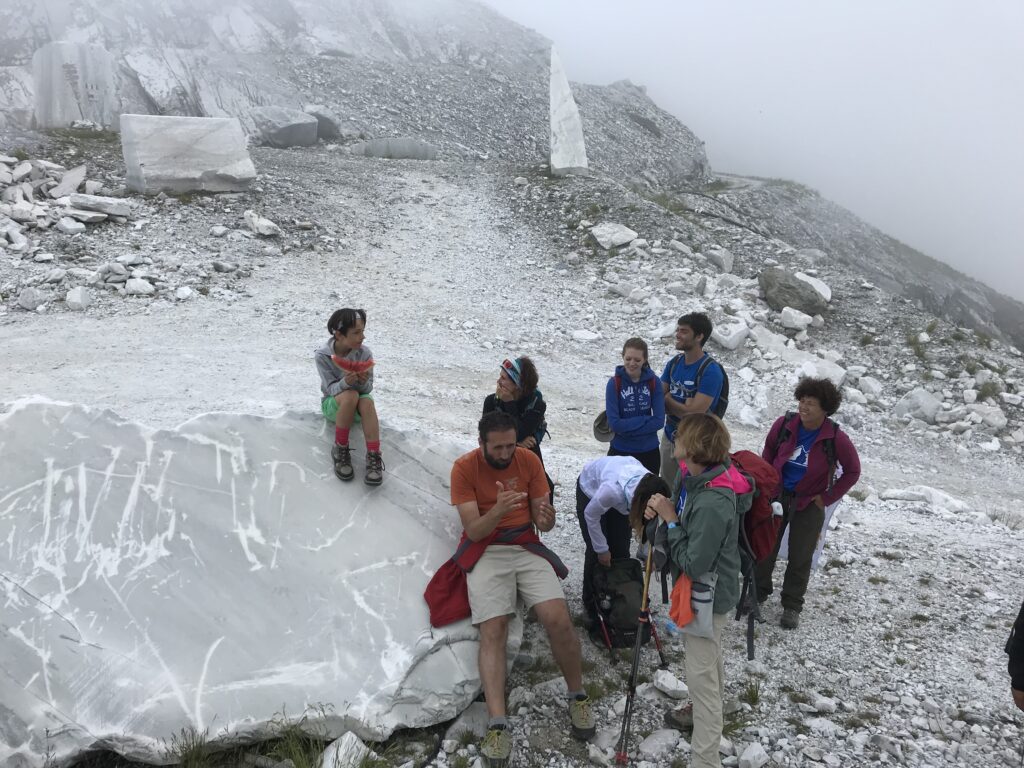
[335,427,349,446]
[366,440,381,453]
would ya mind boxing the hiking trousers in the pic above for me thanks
[684,611,729,768]
[575,480,632,619]
[754,492,825,612]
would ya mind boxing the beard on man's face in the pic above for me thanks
[483,444,515,470]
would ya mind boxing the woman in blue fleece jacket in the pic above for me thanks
[605,337,665,474]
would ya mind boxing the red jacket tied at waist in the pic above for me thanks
[424,524,567,627]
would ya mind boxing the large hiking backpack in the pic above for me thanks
[589,558,651,649]
[667,353,730,418]
[730,450,782,563]
[728,450,782,662]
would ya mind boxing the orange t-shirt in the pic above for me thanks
[450,447,548,530]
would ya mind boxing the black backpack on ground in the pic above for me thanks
[588,558,651,649]
[666,353,730,418]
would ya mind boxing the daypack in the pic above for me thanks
[775,411,838,492]
[589,558,651,649]
[730,450,782,563]
[666,353,730,418]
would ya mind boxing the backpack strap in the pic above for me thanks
[614,374,623,395]
[775,411,798,451]
[693,355,713,389]
[667,353,685,382]
[823,419,838,493]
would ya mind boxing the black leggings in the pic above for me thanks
[576,479,633,618]
[607,444,660,475]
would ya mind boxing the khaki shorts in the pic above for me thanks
[466,545,565,625]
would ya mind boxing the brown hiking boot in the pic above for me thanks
[365,450,384,486]
[331,444,353,481]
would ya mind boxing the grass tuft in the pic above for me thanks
[739,678,761,706]
[165,727,210,768]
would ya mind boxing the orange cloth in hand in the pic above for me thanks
[669,573,695,627]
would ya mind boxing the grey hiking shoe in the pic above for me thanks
[569,695,596,739]
[664,699,741,729]
[331,444,353,481]
[480,726,512,768]
[781,608,800,629]
[365,450,384,486]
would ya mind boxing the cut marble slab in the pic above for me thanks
[0,400,507,766]
[120,114,256,194]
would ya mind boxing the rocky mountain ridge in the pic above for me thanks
[1,0,1018,345]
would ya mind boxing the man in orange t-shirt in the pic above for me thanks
[451,411,595,765]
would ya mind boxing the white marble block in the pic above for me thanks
[120,114,256,194]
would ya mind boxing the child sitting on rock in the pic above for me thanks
[314,308,384,486]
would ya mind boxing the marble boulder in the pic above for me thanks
[758,267,829,316]
[250,106,319,148]
[121,115,256,194]
[0,401,503,767]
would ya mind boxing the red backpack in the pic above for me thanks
[730,450,782,562]
[729,450,782,661]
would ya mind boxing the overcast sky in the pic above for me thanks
[482,0,1024,302]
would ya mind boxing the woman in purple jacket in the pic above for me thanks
[755,377,860,630]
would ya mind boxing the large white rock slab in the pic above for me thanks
[711,320,749,351]
[795,271,832,303]
[590,222,637,250]
[0,401,496,767]
[120,114,256,194]
[780,306,813,330]
[894,387,942,423]
[32,42,116,129]
[549,48,588,177]
[748,324,846,385]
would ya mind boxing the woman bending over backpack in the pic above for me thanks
[575,456,669,625]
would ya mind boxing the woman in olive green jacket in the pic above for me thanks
[645,413,750,768]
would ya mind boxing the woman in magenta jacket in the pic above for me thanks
[754,377,860,630]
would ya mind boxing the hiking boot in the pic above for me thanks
[331,444,353,482]
[364,450,384,486]
[480,726,512,768]
[664,699,740,729]
[569,695,596,739]
[664,702,694,730]
[781,608,800,629]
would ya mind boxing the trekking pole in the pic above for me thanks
[646,603,669,669]
[593,603,619,666]
[614,526,659,765]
